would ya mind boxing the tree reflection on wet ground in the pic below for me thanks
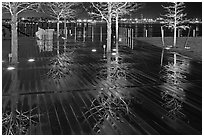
[2,38,202,135]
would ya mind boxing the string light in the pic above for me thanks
[28,58,35,62]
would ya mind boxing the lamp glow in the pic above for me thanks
[62,37,66,40]
[7,66,15,70]
[112,48,116,51]
[28,58,35,62]
[112,52,116,56]
[92,49,97,52]
[165,47,170,50]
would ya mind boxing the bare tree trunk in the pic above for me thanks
[57,40,60,55]
[107,52,111,80]
[11,14,18,64]
[173,27,177,47]
[100,26,102,42]
[115,12,119,55]
[57,17,60,39]
[173,4,177,47]
[106,3,112,53]
[161,26,165,47]
[107,22,111,53]
[64,18,67,39]
[173,52,176,66]
[173,53,177,84]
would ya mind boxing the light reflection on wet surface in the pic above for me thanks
[2,38,202,135]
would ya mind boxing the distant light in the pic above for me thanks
[112,52,116,56]
[28,58,35,62]
[61,37,66,40]
[119,38,122,42]
[165,47,171,50]
[185,46,190,49]
[112,48,116,51]
[7,66,15,70]
[92,49,97,52]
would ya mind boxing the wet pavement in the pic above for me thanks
[2,37,202,135]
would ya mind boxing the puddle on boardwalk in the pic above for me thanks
[2,38,202,134]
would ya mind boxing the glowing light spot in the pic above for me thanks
[112,48,116,51]
[119,38,122,42]
[165,47,170,50]
[61,37,66,40]
[112,52,116,56]
[28,58,35,62]
[7,66,15,70]
[185,46,190,49]
[92,49,97,52]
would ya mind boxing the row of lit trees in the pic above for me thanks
[2,2,78,64]
[86,2,141,53]
[2,2,39,64]
[2,2,188,64]
[162,2,189,47]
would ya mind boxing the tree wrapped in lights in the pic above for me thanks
[40,2,76,39]
[87,2,113,52]
[111,2,141,55]
[87,2,141,53]
[162,2,189,47]
[2,2,40,64]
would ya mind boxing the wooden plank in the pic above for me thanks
[44,94,62,134]
[71,92,95,134]
[63,70,86,91]
[29,91,40,135]
[2,71,11,93]
[72,68,94,89]
[65,92,87,134]
[119,87,200,134]
[38,94,52,134]
[2,95,11,113]
[60,92,83,134]
[2,73,12,94]
[57,93,75,134]
[51,93,72,134]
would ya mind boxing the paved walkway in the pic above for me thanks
[2,37,202,135]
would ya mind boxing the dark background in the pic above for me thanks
[2,2,202,19]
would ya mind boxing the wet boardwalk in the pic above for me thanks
[2,38,202,135]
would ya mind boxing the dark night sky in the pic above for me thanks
[2,2,202,19]
[134,2,202,19]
